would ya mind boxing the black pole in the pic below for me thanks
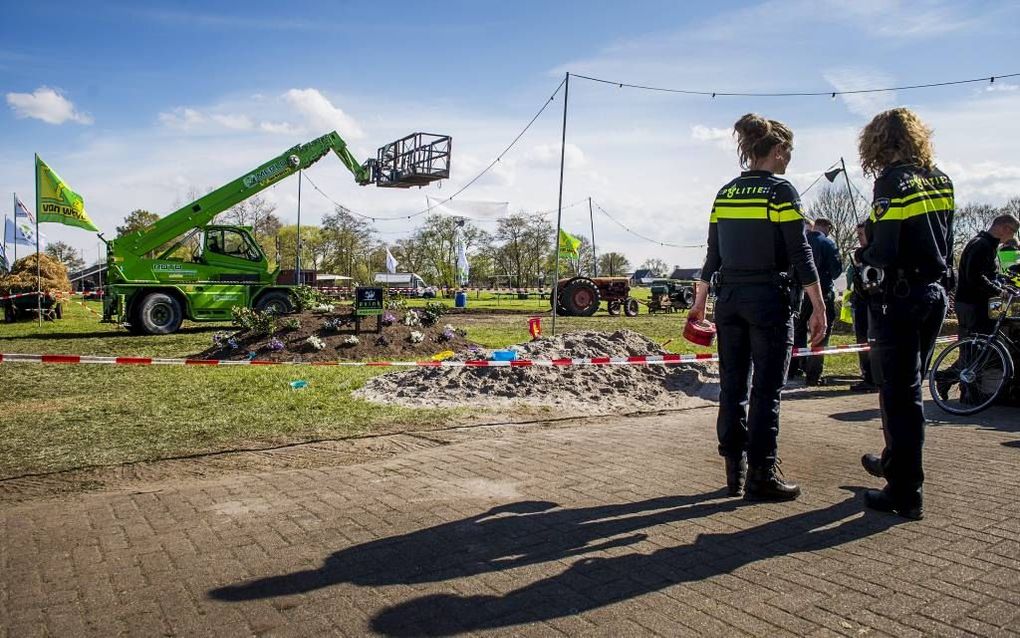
[296,170,302,285]
[588,196,597,277]
[551,72,569,335]
[840,157,859,219]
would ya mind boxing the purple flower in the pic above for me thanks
[268,337,285,351]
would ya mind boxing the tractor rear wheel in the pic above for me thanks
[255,290,295,315]
[607,300,621,316]
[561,279,601,316]
[624,298,640,317]
[137,292,184,335]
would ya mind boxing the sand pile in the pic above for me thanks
[355,329,720,415]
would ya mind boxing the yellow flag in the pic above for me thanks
[36,155,98,232]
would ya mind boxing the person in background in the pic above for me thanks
[955,215,1019,339]
[847,226,877,393]
[999,237,1020,274]
[855,107,954,521]
[789,217,843,384]
[688,113,826,502]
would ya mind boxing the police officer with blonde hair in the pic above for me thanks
[856,107,954,520]
[689,113,827,501]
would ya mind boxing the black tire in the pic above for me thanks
[137,292,184,335]
[607,301,621,316]
[681,287,695,308]
[254,290,294,315]
[560,279,600,317]
[549,290,569,316]
[929,337,1012,415]
[624,298,639,317]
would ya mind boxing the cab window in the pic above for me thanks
[206,230,260,261]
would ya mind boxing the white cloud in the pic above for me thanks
[282,88,365,139]
[528,143,586,170]
[690,125,730,142]
[158,107,206,130]
[210,113,253,130]
[823,68,897,118]
[5,87,93,125]
[259,120,300,134]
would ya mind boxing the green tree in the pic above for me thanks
[598,251,631,277]
[639,258,670,277]
[320,205,378,281]
[115,209,160,237]
[44,241,86,273]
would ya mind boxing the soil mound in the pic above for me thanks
[193,308,475,363]
[355,329,720,414]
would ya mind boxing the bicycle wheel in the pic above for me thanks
[929,337,1011,415]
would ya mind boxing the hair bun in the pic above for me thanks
[734,113,771,139]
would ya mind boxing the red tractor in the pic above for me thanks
[552,276,639,317]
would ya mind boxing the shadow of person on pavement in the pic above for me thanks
[209,490,742,602]
[369,488,901,636]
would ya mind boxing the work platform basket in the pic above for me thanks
[370,133,451,188]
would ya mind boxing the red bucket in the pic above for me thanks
[684,319,717,347]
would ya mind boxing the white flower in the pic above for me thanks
[341,335,359,346]
[305,335,327,350]
[403,310,421,327]
[311,303,334,313]
[409,330,424,344]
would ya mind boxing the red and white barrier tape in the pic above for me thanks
[0,291,60,302]
[0,338,956,369]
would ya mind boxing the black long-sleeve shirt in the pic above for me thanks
[807,230,843,294]
[956,231,1001,304]
[857,163,954,283]
[700,170,818,286]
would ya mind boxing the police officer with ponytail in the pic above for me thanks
[688,113,827,501]
[856,107,954,520]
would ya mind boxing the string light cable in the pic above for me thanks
[571,72,1020,98]
[592,200,705,249]
[303,76,568,222]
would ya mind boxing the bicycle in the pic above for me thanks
[929,277,1020,415]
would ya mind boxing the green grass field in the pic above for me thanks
[0,294,867,477]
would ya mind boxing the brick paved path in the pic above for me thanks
[2,392,1019,637]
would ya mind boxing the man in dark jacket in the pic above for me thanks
[789,218,843,384]
[956,215,1019,338]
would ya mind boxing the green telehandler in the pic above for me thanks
[103,131,451,334]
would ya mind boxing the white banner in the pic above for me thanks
[425,197,509,220]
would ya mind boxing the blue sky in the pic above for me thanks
[3,0,1020,267]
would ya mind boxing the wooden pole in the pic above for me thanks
[551,72,570,335]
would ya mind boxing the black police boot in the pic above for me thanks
[864,488,923,520]
[861,453,884,478]
[725,454,747,497]
[744,461,801,501]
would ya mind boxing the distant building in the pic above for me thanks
[668,267,701,281]
[630,269,659,285]
[277,269,317,285]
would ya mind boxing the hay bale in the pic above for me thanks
[0,254,71,296]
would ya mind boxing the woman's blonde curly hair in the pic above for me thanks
[858,107,935,177]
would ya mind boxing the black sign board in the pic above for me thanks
[355,287,384,316]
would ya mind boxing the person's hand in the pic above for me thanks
[808,305,827,347]
[687,304,705,324]
[857,225,868,247]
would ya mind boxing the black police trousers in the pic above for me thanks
[868,282,947,503]
[790,290,837,382]
[852,293,873,384]
[715,284,794,467]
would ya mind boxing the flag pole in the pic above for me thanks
[34,157,42,327]
[11,193,16,266]
[588,196,597,277]
[551,71,569,336]
[295,170,302,285]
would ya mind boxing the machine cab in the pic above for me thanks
[200,226,269,277]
